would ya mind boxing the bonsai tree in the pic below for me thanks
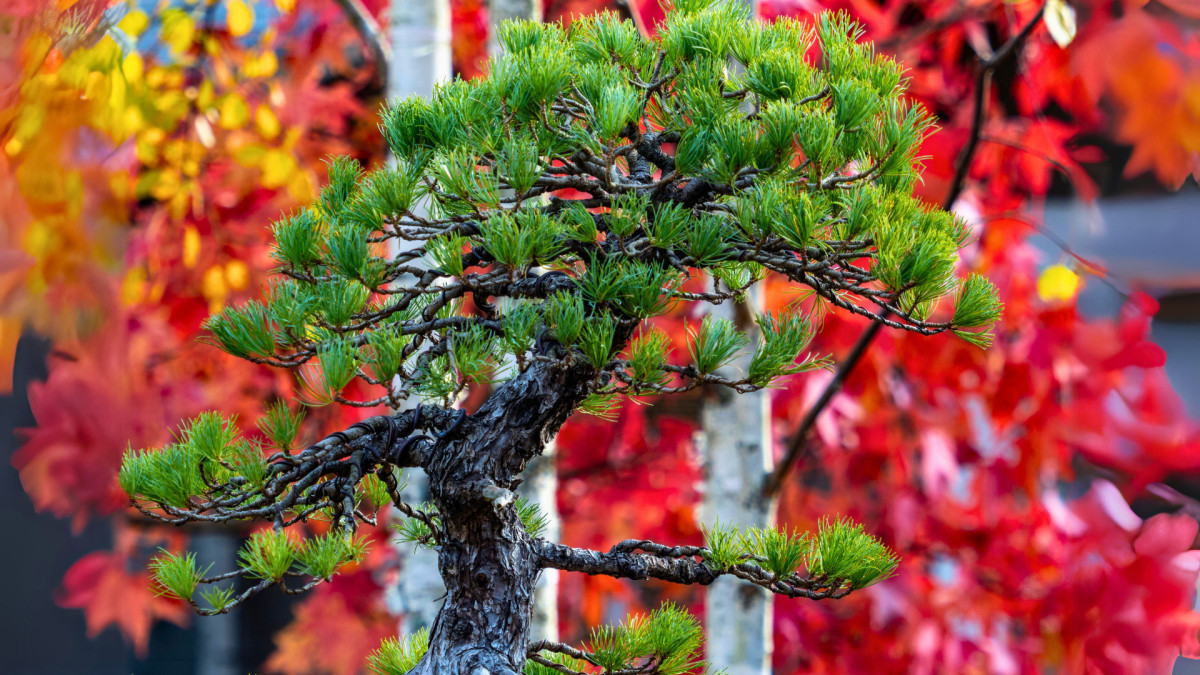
[117,1,1001,673]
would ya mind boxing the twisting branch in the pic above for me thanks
[533,540,852,601]
[332,0,391,90]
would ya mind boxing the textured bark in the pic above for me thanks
[411,356,596,674]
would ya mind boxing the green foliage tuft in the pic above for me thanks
[688,315,749,375]
[953,274,1003,334]
[271,210,323,267]
[149,550,209,601]
[577,391,622,421]
[743,526,809,579]
[203,301,277,360]
[295,532,366,580]
[515,496,550,538]
[257,400,306,452]
[808,516,900,589]
[588,603,705,675]
[367,629,430,675]
[747,310,820,385]
[238,530,297,581]
[199,585,236,613]
[627,329,672,388]
[701,519,748,570]
[544,292,586,349]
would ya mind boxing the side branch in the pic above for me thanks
[533,539,852,601]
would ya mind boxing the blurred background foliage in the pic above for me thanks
[2,0,1200,673]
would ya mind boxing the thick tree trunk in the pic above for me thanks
[417,500,539,674]
[412,354,598,673]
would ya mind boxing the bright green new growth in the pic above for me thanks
[239,530,297,580]
[701,516,898,589]
[367,629,431,675]
[587,604,704,675]
[149,550,210,601]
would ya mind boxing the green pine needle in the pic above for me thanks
[257,400,306,452]
[238,530,297,581]
[688,315,749,375]
[367,629,430,675]
[149,550,210,601]
[808,516,900,589]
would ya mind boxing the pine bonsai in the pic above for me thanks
[118,2,1001,673]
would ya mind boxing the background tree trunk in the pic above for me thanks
[515,447,560,641]
[385,0,452,636]
[699,285,773,675]
[699,2,772,670]
[487,0,543,58]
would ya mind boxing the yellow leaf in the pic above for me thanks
[274,0,296,12]
[244,50,278,79]
[149,168,182,202]
[1044,0,1077,48]
[255,105,281,139]
[233,143,267,165]
[225,260,249,290]
[122,267,147,306]
[202,265,228,312]
[183,226,201,268]
[118,10,151,38]
[260,148,296,189]
[121,53,144,84]
[23,220,57,258]
[1037,264,1080,302]
[161,10,196,55]
[227,0,255,38]
[287,171,314,202]
[218,94,250,129]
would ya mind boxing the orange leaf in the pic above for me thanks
[56,551,188,655]
[0,316,20,394]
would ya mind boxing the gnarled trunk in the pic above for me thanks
[417,503,539,674]
[412,355,597,672]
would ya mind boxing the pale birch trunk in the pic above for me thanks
[515,446,560,641]
[487,0,543,58]
[384,0,452,635]
[698,4,773,668]
[699,285,773,675]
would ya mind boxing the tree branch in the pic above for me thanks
[332,0,390,90]
[533,540,851,600]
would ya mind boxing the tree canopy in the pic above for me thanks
[115,2,1000,672]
